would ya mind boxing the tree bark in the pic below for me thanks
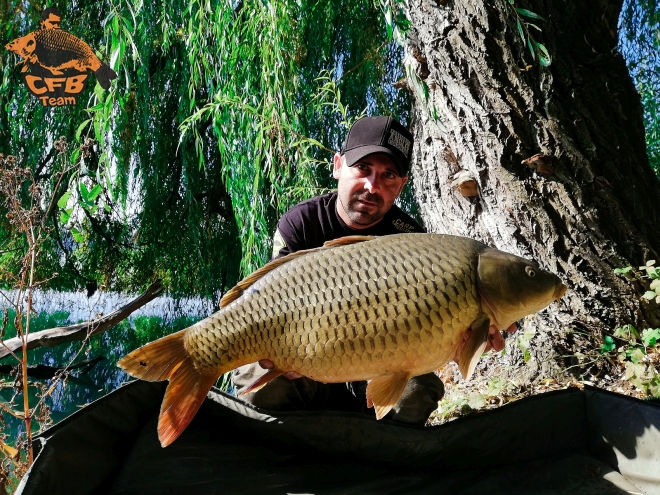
[404,0,660,387]
[0,280,164,359]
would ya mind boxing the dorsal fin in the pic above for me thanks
[323,235,376,247]
[220,235,377,308]
[220,247,319,308]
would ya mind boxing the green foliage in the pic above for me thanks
[601,335,616,353]
[615,260,660,304]
[515,325,535,362]
[619,0,660,177]
[600,324,660,397]
[1,0,411,296]
[500,0,551,67]
[606,262,660,396]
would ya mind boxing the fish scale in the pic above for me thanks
[119,232,566,447]
[184,234,480,381]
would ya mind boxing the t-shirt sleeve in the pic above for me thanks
[271,212,306,259]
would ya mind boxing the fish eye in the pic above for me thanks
[525,266,536,277]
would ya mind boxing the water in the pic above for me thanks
[0,289,211,444]
[1,288,216,323]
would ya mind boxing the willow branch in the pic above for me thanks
[0,280,164,359]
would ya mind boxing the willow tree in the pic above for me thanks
[0,0,409,301]
[2,0,659,389]
[401,0,660,389]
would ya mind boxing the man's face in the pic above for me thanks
[333,152,408,229]
[41,14,61,29]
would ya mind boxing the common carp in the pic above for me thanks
[5,28,116,89]
[119,233,566,447]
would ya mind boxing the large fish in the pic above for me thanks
[5,28,116,89]
[119,234,566,447]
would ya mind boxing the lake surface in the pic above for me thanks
[0,290,212,443]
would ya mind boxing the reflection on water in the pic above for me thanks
[1,288,215,323]
[0,290,211,443]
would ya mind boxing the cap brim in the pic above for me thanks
[343,146,407,176]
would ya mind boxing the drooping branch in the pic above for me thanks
[0,280,164,359]
[0,355,105,379]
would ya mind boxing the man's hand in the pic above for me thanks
[485,323,518,352]
[258,359,302,380]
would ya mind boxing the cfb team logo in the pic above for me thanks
[4,7,117,107]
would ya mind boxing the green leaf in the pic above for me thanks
[88,185,103,202]
[75,119,92,142]
[630,347,646,363]
[630,326,642,340]
[384,7,393,41]
[515,7,545,20]
[536,42,551,66]
[523,350,531,362]
[70,227,84,243]
[86,103,104,113]
[60,211,70,224]
[614,325,638,341]
[601,335,616,353]
[94,118,101,143]
[614,266,634,274]
[642,291,657,300]
[642,328,660,347]
[70,148,80,165]
[527,37,536,59]
[516,18,525,43]
[79,183,90,202]
[57,191,72,209]
[112,15,120,37]
[468,392,486,409]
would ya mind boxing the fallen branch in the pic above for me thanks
[0,355,105,379]
[0,280,164,360]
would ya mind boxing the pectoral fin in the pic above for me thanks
[240,368,286,395]
[458,316,490,381]
[366,372,411,420]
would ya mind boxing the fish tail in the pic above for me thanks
[118,330,219,447]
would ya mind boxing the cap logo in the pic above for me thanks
[387,130,411,157]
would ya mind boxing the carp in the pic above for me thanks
[5,28,116,89]
[119,233,566,447]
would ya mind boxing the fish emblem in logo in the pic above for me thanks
[4,7,117,106]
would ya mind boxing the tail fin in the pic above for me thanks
[118,330,218,447]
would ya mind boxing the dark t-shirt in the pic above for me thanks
[272,192,425,258]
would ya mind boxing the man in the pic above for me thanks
[40,7,62,30]
[232,116,515,424]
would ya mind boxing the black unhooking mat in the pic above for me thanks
[15,380,660,495]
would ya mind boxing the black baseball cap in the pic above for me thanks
[340,116,413,177]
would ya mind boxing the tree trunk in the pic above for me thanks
[403,0,660,390]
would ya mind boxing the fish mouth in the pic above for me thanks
[553,284,567,302]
